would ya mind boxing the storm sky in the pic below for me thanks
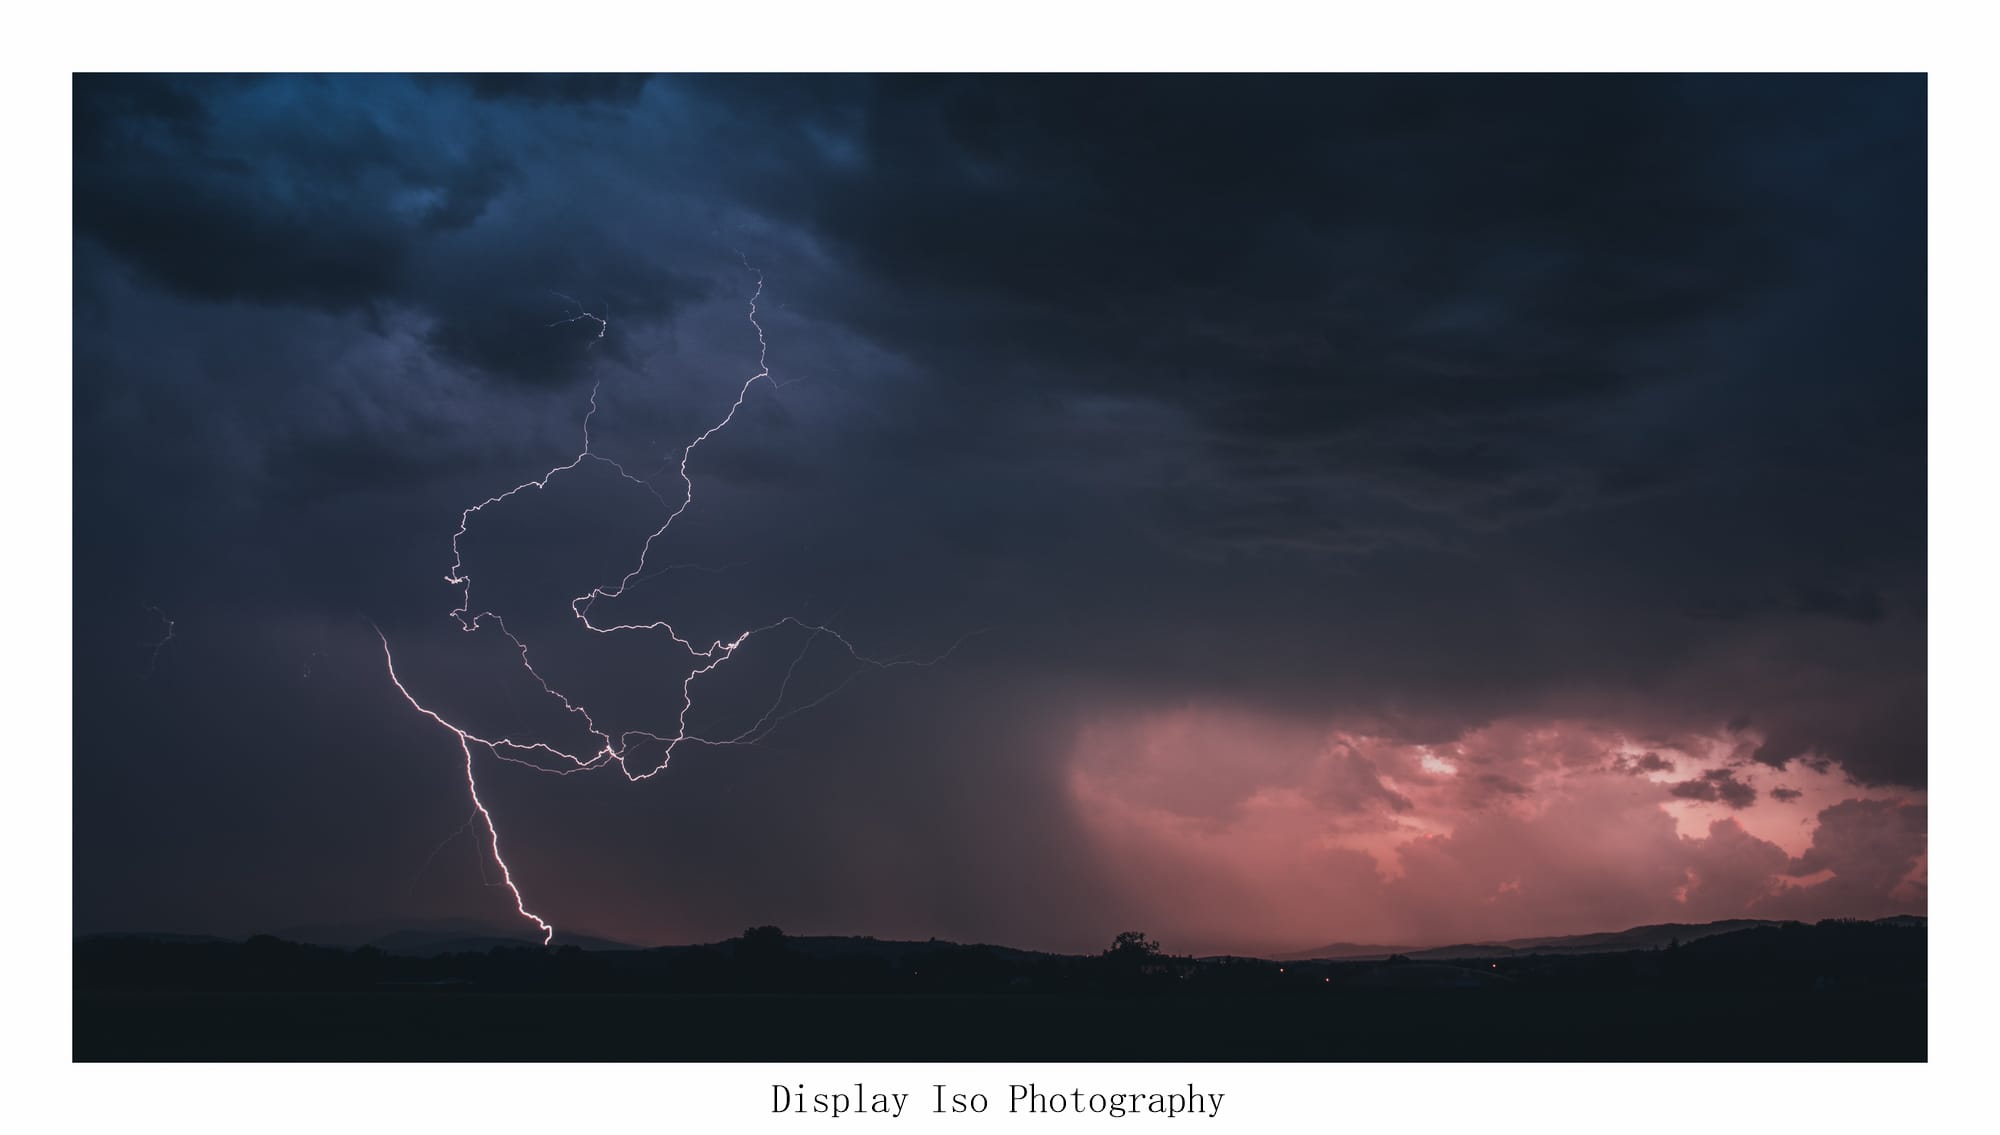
[73,74,1925,955]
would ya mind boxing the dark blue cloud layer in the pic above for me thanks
[72,75,1925,945]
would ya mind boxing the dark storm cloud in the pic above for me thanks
[1668,767,1759,810]
[75,76,491,307]
[1768,799,1927,920]
[72,74,1925,945]
[73,74,699,388]
[1613,751,1676,776]
[629,74,1926,788]
[440,73,655,105]
[662,76,1849,532]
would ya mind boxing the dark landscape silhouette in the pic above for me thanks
[74,916,1925,1061]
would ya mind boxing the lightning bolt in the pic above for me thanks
[142,604,176,679]
[547,292,608,347]
[407,811,479,894]
[380,267,967,944]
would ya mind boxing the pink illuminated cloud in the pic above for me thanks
[1068,706,1925,955]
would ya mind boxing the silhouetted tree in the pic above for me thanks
[1105,931,1160,960]
[1097,931,1166,991]
[739,925,787,955]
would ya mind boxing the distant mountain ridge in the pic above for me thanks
[1280,916,1924,962]
[79,914,1926,962]
[256,918,634,955]
[672,934,1058,964]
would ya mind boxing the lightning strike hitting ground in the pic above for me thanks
[380,270,964,943]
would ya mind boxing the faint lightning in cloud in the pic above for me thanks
[547,292,608,347]
[408,810,480,894]
[142,604,176,679]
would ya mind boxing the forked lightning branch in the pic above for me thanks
[379,269,957,943]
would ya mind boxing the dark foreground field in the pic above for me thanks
[77,987,1922,1061]
[74,918,1925,1061]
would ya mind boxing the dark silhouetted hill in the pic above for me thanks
[74,917,1925,1060]
[251,918,636,955]
[1283,917,1839,961]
